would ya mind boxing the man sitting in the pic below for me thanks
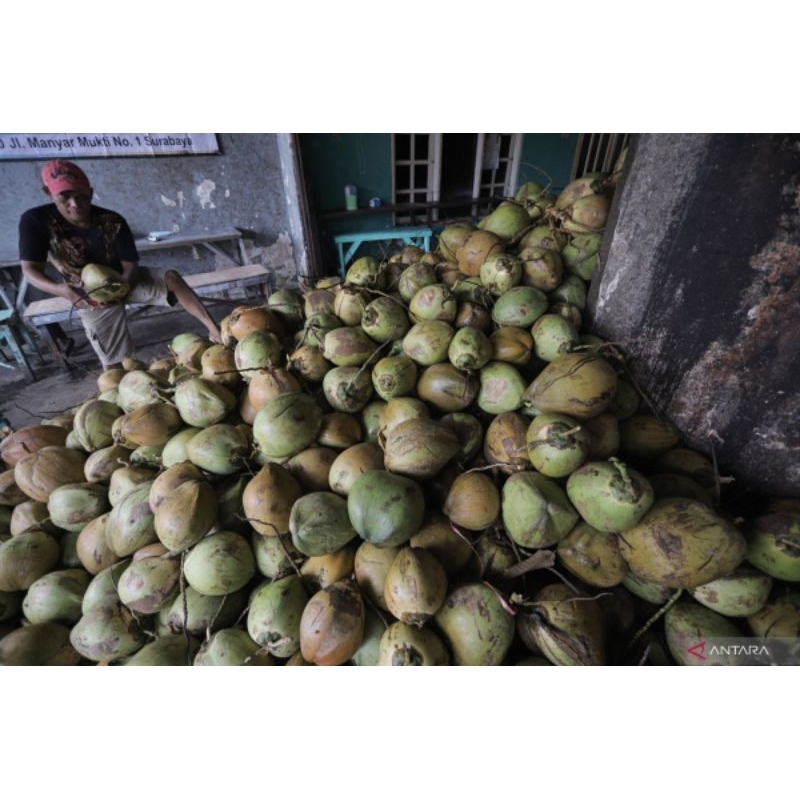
[19,159,221,370]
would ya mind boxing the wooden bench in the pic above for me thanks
[23,264,271,371]
[134,227,248,266]
[333,226,433,275]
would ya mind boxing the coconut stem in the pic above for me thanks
[626,588,683,654]
[611,456,636,497]
[501,549,556,580]
[206,595,229,643]
[346,338,394,390]
[179,550,193,665]
[480,581,516,616]
[529,425,583,449]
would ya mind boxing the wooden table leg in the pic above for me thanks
[38,323,73,372]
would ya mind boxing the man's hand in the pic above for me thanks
[21,260,102,309]
[61,282,102,310]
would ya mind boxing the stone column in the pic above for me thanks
[587,133,800,499]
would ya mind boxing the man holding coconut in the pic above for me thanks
[18,159,221,369]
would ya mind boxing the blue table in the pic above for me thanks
[334,226,433,275]
[0,307,41,381]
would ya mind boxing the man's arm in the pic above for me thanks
[119,260,140,291]
[20,260,94,309]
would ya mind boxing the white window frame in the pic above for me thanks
[392,134,522,224]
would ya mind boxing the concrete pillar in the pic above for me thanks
[587,133,800,499]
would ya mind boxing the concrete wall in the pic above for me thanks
[0,133,307,290]
[587,133,800,499]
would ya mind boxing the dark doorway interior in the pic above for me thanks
[439,134,477,217]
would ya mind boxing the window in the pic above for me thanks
[571,133,631,179]
[392,134,522,224]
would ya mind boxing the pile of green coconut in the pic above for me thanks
[1,163,798,666]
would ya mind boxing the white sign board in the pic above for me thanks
[0,133,220,160]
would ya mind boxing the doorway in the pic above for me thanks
[392,133,522,224]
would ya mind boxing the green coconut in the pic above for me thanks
[0,622,83,666]
[377,620,450,666]
[617,498,748,589]
[22,568,91,625]
[689,567,773,618]
[434,582,515,666]
[247,574,309,658]
[348,470,426,548]
[72,399,124,452]
[744,512,800,583]
[116,554,181,614]
[81,263,129,304]
[516,583,606,666]
[183,530,256,596]
[566,458,654,533]
[194,628,275,666]
[526,413,592,478]
[106,480,157,557]
[252,392,324,462]
[289,491,358,556]
[664,600,747,666]
[69,601,148,662]
[47,481,110,533]
[121,634,200,666]
[154,478,219,553]
[164,585,250,637]
[502,470,579,550]
[251,531,304,580]
[185,423,251,476]
[523,352,618,420]
[478,200,531,242]
[173,377,238,428]
[116,370,173,413]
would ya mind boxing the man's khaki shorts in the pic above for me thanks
[78,266,177,369]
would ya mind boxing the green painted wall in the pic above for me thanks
[518,133,579,193]
[300,133,578,213]
[299,133,392,219]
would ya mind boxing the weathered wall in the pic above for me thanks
[0,133,306,289]
[587,133,800,498]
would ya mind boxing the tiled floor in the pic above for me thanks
[0,300,238,433]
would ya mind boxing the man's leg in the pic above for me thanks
[79,303,133,370]
[163,269,221,342]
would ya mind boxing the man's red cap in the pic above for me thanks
[41,159,92,196]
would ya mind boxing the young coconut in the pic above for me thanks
[383,546,448,627]
[194,629,275,667]
[566,458,654,533]
[522,352,619,421]
[377,621,450,666]
[434,582,515,666]
[516,583,606,666]
[80,263,129,304]
[299,579,365,666]
[616,497,747,590]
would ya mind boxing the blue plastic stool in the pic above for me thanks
[0,308,41,381]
